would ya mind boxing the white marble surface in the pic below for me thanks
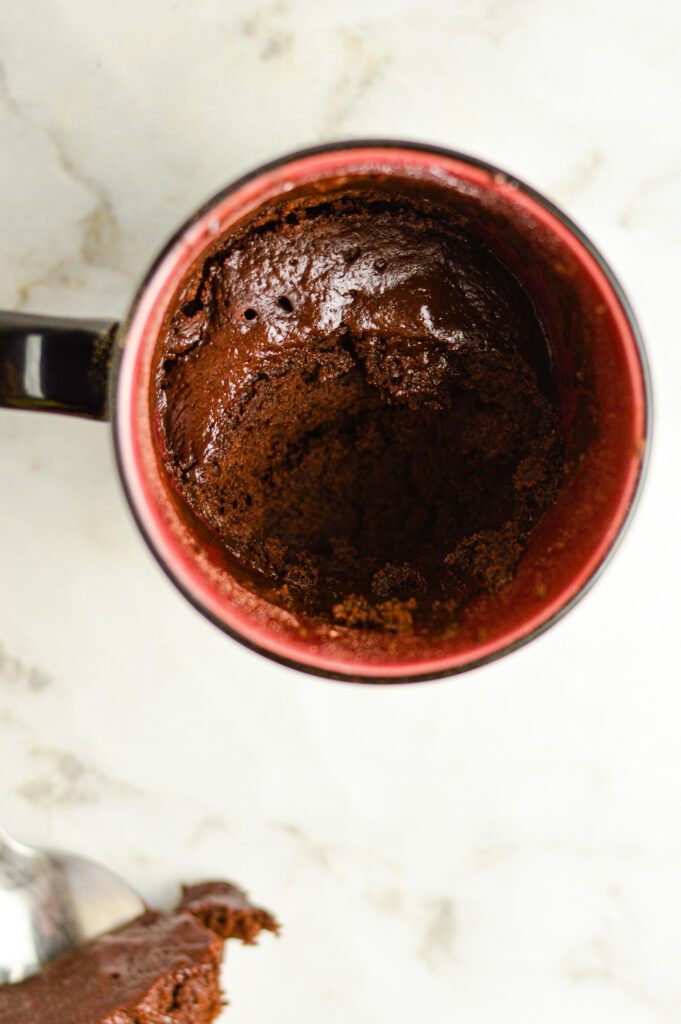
[1,0,680,1019]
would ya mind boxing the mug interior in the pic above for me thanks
[114,143,649,681]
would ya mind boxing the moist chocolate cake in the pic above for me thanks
[155,189,565,631]
[0,881,278,1024]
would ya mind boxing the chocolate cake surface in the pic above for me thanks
[155,188,565,631]
[0,881,278,1024]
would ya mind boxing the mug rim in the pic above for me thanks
[112,138,652,684]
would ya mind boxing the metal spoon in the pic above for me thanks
[0,824,145,984]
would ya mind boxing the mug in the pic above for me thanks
[0,141,651,682]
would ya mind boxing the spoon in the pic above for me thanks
[0,824,145,984]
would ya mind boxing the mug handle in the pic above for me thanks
[0,311,118,420]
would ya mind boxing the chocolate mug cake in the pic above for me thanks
[0,142,642,679]
[0,881,278,1024]
[153,183,565,635]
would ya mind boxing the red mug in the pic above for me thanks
[0,141,650,682]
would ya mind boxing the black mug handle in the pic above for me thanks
[0,311,118,421]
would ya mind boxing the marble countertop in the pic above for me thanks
[1,1,679,1020]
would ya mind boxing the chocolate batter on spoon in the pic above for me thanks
[156,191,563,631]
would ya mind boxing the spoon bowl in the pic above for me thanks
[0,825,145,983]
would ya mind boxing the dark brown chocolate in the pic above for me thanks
[179,881,279,945]
[155,190,564,630]
[0,881,278,1024]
